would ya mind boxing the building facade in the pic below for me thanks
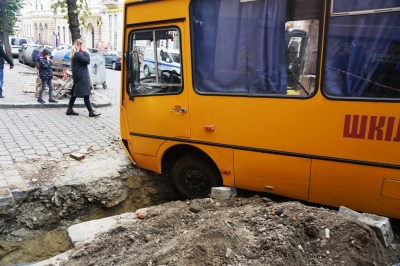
[17,0,123,51]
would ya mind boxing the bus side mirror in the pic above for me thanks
[126,51,140,99]
[124,52,130,70]
[131,51,140,85]
[125,51,140,100]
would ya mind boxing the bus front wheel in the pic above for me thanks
[171,153,222,199]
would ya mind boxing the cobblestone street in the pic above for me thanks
[0,59,127,201]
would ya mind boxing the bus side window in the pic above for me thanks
[190,0,320,97]
[324,1,400,99]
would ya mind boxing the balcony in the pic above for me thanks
[102,0,118,8]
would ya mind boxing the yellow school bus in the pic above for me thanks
[120,0,400,218]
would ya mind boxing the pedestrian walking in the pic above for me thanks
[37,48,58,104]
[66,39,101,117]
[0,45,14,98]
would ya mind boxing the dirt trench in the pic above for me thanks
[0,165,176,265]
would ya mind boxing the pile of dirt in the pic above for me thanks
[65,197,400,266]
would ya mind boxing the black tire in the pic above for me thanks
[143,65,150,77]
[171,153,222,199]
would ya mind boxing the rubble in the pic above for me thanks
[30,198,400,266]
[70,152,86,160]
[339,206,394,247]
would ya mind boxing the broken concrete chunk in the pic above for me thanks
[338,206,362,219]
[358,213,394,248]
[0,188,13,206]
[211,187,237,199]
[338,206,394,247]
[67,212,137,245]
[70,153,85,160]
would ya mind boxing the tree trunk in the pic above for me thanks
[67,0,81,44]
[0,0,12,59]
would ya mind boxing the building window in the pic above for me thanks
[114,14,118,49]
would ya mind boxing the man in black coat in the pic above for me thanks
[0,46,14,98]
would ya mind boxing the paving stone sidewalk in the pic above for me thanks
[0,61,119,206]
[0,61,111,108]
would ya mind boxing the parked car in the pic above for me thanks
[18,44,30,63]
[23,44,43,67]
[9,36,29,57]
[51,44,71,56]
[142,47,181,76]
[103,50,121,70]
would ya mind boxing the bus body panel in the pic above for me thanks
[121,0,400,218]
[234,150,311,201]
[125,0,186,25]
[126,93,190,140]
[130,136,167,157]
[187,93,400,166]
[381,179,400,200]
[310,160,400,218]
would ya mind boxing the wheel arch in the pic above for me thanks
[161,144,221,182]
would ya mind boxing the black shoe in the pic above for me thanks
[0,95,4,98]
[49,98,58,103]
[89,110,101,117]
[37,98,45,104]
[66,108,79,115]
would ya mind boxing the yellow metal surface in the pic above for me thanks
[310,160,400,219]
[234,150,311,200]
[381,179,400,200]
[120,0,400,218]
[125,0,188,25]
[119,138,134,163]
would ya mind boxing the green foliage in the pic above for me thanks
[0,0,24,35]
[52,0,91,27]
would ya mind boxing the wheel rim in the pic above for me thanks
[144,66,149,76]
[112,62,116,69]
[180,168,210,194]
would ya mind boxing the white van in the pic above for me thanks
[9,37,29,57]
[142,47,181,76]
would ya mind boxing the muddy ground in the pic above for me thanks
[0,145,399,265]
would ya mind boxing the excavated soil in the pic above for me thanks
[65,197,400,266]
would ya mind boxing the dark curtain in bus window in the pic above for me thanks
[191,0,287,94]
[325,1,400,98]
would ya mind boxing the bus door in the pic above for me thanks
[123,26,189,156]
